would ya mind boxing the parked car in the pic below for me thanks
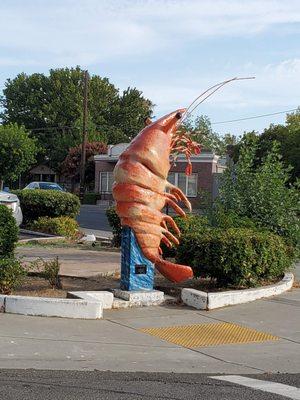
[0,191,23,226]
[24,182,65,191]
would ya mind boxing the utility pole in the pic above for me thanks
[79,70,89,201]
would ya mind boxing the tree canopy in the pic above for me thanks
[0,67,153,171]
[0,124,38,188]
[182,114,238,155]
[60,141,107,187]
[233,109,300,182]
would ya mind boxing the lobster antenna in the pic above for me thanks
[180,76,255,122]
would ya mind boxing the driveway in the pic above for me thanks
[76,205,112,238]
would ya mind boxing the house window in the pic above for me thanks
[100,172,114,193]
[167,173,198,198]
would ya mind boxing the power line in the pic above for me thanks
[26,107,298,132]
[211,108,298,125]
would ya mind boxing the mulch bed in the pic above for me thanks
[12,275,120,298]
[9,273,283,299]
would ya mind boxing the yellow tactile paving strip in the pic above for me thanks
[140,322,279,348]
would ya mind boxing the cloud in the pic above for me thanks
[138,58,300,115]
[0,0,299,66]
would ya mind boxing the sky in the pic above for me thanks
[0,0,299,136]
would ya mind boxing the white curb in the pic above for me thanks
[182,273,294,310]
[181,288,207,310]
[5,295,102,319]
[0,295,6,312]
[67,291,114,309]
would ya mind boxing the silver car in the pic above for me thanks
[0,191,23,226]
[24,181,65,191]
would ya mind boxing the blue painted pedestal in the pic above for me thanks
[120,226,154,291]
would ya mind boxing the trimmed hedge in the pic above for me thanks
[13,189,80,224]
[82,192,101,205]
[161,214,209,258]
[29,216,79,238]
[0,205,19,256]
[176,228,293,287]
[106,206,122,247]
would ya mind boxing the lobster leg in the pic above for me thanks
[166,182,192,211]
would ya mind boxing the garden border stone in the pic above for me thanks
[181,273,294,310]
[4,295,102,319]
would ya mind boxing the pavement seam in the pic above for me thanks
[0,334,177,348]
[105,318,268,373]
[195,311,300,345]
[185,346,267,373]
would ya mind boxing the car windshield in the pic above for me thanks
[39,183,62,190]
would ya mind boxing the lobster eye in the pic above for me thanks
[175,112,182,119]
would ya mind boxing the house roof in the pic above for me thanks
[94,143,220,163]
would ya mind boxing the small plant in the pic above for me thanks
[28,257,62,289]
[0,205,19,256]
[0,257,26,294]
[43,257,62,289]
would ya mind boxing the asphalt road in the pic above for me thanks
[0,371,299,400]
[76,205,112,233]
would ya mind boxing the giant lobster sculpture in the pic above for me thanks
[112,77,254,283]
[112,109,200,283]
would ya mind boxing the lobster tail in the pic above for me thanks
[141,248,193,283]
[155,259,193,283]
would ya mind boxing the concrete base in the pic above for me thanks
[4,296,102,319]
[182,273,294,310]
[113,289,164,307]
[67,291,114,309]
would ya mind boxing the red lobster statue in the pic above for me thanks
[112,109,200,283]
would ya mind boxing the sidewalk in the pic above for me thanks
[16,246,120,278]
[0,265,299,374]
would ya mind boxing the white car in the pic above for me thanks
[0,191,23,226]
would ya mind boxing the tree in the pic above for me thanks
[60,142,107,188]
[233,109,300,182]
[112,87,154,140]
[182,115,237,155]
[1,67,153,170]
[218,136,300,247]
[258,109,300,182]
[0,124,38,190]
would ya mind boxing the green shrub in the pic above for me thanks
[0,257,26,294]
[106,206,122,247]
[162,214,209,258]
[218,139,300,248]
[0,205,19,256]
[29,216,79,238]
[13,189,80,224]
[82,192,100,205]
[210,207,257,230]
[176,228,293,287]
